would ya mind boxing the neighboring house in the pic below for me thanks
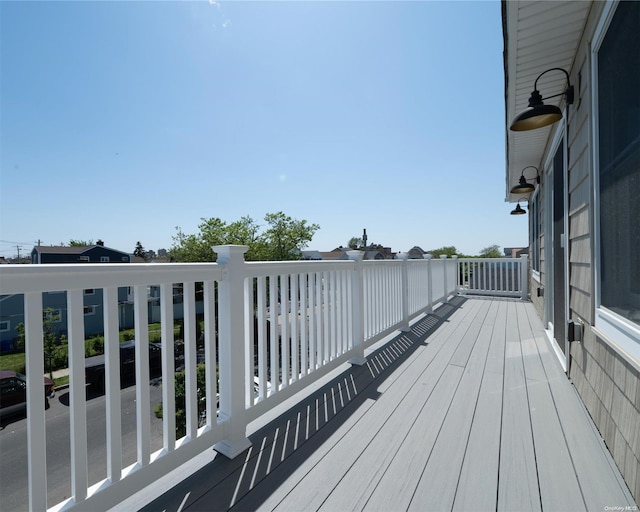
[503,0,639,502]
[301,250,322,260]
[320,250,350,261]
[503,247,526,258]
[31,240,131,264]
[1,242,132,350]
[407,246,426,259]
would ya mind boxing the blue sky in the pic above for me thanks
[0,0,525,259]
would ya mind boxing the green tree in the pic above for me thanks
[259,212,320,261]
[15,322,25,351]
[168,212,319,262]
[154,364,209,438]
[426,246,461,258]
[42,308,60,379]
[134,241,149,261]
[479,244,502,258]
[348,237,363,249]
[69,239,93,247]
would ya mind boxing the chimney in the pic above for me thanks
[96,239,104,246]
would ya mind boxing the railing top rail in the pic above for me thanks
[0,262,224,294]
[457,257,525,262]
[244,259,355,276]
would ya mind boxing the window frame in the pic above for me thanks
[0,320,9,332]
[530,188,541,281]
[591,0,640,363]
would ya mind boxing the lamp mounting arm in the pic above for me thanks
[520,165,540,184]
[533,67,574,105]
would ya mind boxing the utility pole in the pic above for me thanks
[16,245,21,260]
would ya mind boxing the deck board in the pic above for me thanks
[452,300,507,511]
[498,300,542,512]
[407,300,498,511]
[138,297,637,512]
[516,303,587,511]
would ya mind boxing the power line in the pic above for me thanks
[0,239,35,246]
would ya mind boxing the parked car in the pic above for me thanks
[85,340,163,391]
[0,370,55,417]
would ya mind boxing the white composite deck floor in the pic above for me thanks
[139,296,636,512]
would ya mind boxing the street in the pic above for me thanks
[0,381,165,511]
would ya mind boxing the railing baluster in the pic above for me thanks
[68,288,89,501]
[299,273,308,376]
[104,287,123,479]
[269,275,279,386]
[133,285,151,463]
[245,278,254,406]
[160,283,176,446]
[257,276,267,400]
[281,274,290,386]
[203,280,217,427]
[290,273,299,382]
[24,292,47,512]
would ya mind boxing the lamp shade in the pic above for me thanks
[510,203,527,215]
[510,103,563,131]
[510,175,536,194]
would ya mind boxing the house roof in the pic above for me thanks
[33,246,92,254]
[32,245,130,256]
[503,1,591,202]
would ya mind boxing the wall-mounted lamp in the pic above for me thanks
[510,166,540,194]
[510,68,574,131]
[510,200,528,215]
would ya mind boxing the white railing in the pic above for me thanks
[0,248,495,511]
[457,256,528,298]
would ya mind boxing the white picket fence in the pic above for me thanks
[0,249,526,511]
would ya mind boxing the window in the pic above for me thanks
[121,256,129,262]
[42,309,62,323]
[595,0,640,357]
[0,321,9,332]
[100,256,110,262]
[530,190,541,276]
[84,306,96,316]
[79,256,90,262]
[84,289,95,295]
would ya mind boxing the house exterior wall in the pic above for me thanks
[524,1,640,501]
[32,246,130,264]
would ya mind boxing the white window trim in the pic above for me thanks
[84,289,95,295]
[100,256,110,262]
[0,320,10,332]
[84,306,96,316]
[591,0,640,365]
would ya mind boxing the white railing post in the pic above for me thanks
[212,245,252,459]
[424,254,433,312]
[519,254,529,299]
[398,252,410,332]
[347,251,366,365]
